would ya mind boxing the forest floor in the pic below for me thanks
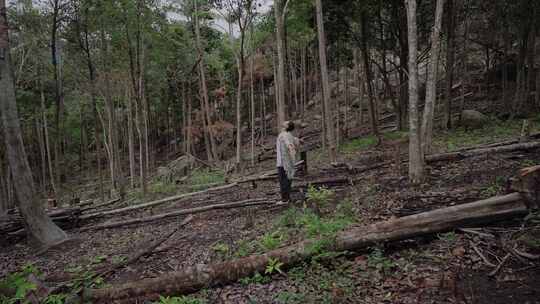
[2,116,540,304]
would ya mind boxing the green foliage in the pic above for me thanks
[154,295,206,304]
[287,265,306,282]
[306,186,334,208]
[90,255,107,265]
[238,272,271,285]
[265,258,284,275]
[258,231,284,251]
[275,207,302,228]
[188,169,225,191]
[0,265,39,304]
[275,291,306,304]
[234,239,255,257]
[211,242,230,258]
[437,118,535,151]
[297,211,352,238]
[44,294,67,304]
[437,231,457,243]
[340,136,377,153]
[367,248,396,275]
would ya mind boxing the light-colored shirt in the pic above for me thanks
[276,131,299,179]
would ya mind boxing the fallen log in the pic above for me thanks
[426,141,540,163]
[80,183,239,220]
[80,198,271,231]
[80,198,121,213]
[76,191,529,303]
[455,132,540,152]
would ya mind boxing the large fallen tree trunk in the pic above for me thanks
[80,183,238,220]
[77,192,528,303]
[80,198,271,231]
[426,141,540,163]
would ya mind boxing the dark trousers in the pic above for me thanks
[277,167,292,201]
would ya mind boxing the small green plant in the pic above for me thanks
[238,272,271,285]
[287,265,306,282]
[90,255,107,265]
[44,294,67,304]
[258,231,284,251]
[0,264,39,304]
[265,257,284,275]
[306,186,334,209]
[437,231,457,243]
[367,248,396,275]
[154,295,206,304]
[275,207,302,228]
[275,291,306,304]
[211,242,230,258]
[234,239,255,257]
[111,255,127,264]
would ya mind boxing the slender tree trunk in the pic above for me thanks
[443,0,454,129]
[360,13,381,143]
[274,1,287,128]
[250,48,255,167]
[534,62,540,108]
[406,0,424,184]
[421,0,445,155]
[315,0,336,162]
[0,1,68,249]
[39,70,57,197]
[50,0,63,192]
[194,0,216,161]
[127,86,136,189]
[36,116,46,194]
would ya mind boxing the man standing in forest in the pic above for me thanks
[276,121,300,205]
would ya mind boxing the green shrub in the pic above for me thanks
[259,231,284,251]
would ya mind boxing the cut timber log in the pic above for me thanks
[426,141,540,163]
[77,193,528,303]
[80,199,271,231]
[80,183,238,220]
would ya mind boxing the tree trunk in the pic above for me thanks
[80,192,528,303]
[315,0,336,162]
[443,0,454,129]
[360,12,381,143]
[127,86,136,189]
[406,0,424,183]
[421,0,445,155]
[250,47,255,167]
[50,0,63,191]
[0,1,68,249]
[194,0,216,161]
[40,69,57,197]
[274,1,287,128]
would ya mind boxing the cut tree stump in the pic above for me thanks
[80,199,271,231]
[76,192,529,303]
